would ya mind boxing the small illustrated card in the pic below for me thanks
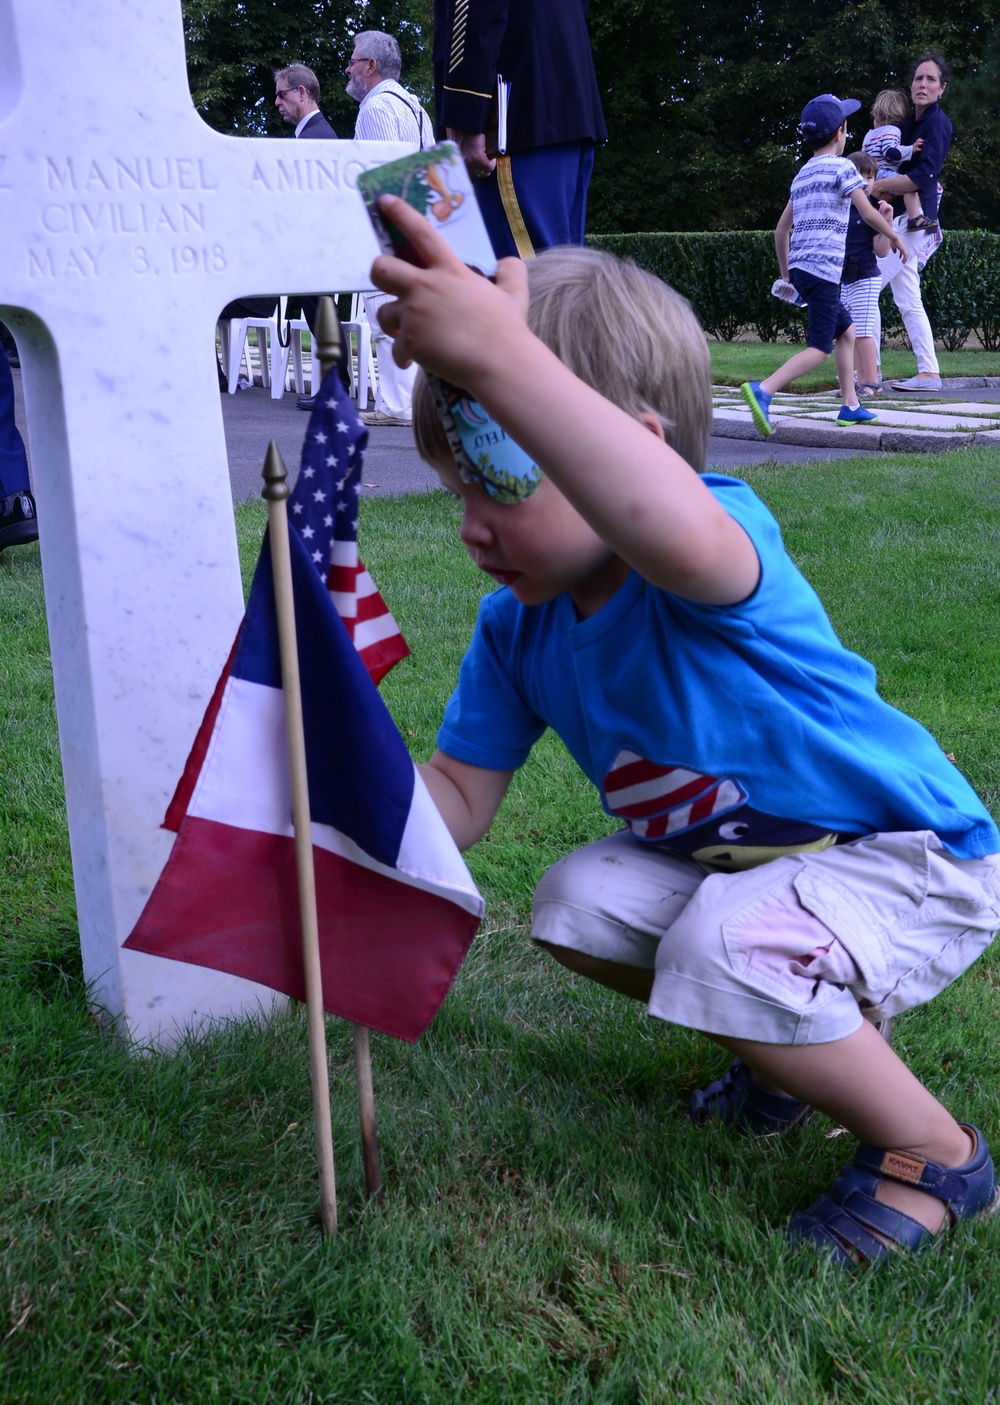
[356,141,497,276]
[356,142,542,502]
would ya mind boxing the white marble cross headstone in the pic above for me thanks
[1,0,408,1046]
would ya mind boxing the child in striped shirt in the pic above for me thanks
[863,88,935,231]
[741,93,906,438]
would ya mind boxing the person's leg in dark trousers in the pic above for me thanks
[295,297,352,409]
[0,338,37,552]
[474,142,596,259]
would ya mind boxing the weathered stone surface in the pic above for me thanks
[1,0,409,1046]
[879,431,975,453]
[711,410,767,440]
[771,418,883,451]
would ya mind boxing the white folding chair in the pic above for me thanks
[341,294,378,409]
[271,296,312,398]
[266,295,377,402]
[220,303,282,395]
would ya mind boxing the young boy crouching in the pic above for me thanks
[372,197,1000,1266]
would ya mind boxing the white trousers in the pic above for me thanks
[875,218,941,375]
[363,291,417,419]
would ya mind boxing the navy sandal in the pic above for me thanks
[689,1021,893,1136]
[688,1059,812,1135]
[787,1123,999,1267]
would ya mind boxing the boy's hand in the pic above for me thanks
[877,199,894,220]
[911,137,924,154]
[370,195,529,387]
[852,187,908,261]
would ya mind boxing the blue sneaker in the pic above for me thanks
[836,403,879,426]
[740,381,773,438]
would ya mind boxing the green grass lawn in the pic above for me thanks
[3,453,1000,1401]
[709,341,1000,391]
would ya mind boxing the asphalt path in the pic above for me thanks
[8,369,961,505]
[216,383,868,501]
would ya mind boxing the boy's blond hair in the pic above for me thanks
[871,89,909,128]
[412,244,713,474]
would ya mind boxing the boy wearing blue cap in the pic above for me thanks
[741,94,908,437]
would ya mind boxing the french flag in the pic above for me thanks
[124,378,483,1041]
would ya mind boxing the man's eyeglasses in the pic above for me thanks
[275,86,301,99]
[347,56,370,67]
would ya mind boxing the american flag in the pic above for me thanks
[603,750,746,842]
[289,365,409,685]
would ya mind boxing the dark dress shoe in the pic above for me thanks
[296,394,316,411]
[0,491,39,551]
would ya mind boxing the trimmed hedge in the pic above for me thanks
[586,231,1000,351]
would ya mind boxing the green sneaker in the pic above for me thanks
[740,381,773,438]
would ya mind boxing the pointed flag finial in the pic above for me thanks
[315,295,342,382]
[262,440,290,501]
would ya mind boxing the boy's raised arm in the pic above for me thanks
[852,187,909,260]
[370,198,760,607]
[872,199,895,257]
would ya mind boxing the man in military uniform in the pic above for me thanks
[433,0,606,258]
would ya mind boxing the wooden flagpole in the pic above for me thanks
[316,297,383,1205]
[261,440,338,1236]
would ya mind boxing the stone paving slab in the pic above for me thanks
[853,407,998,429]
[880,429,976,453]
[714,379,1000,452]
[770,417,888,451]
[776,406,998,429]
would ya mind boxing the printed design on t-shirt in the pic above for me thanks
[602,750,747,841]
[602,749,843,870]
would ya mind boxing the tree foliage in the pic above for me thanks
[182,0,432,141]
[182,0,1000,232]
[586,0,1000,231]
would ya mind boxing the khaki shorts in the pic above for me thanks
[531,830,1000,1045]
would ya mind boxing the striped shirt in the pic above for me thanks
[355,79,433,148]
[862,124,914,178]
[788,155,864,284]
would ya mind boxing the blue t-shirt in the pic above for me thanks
[438,475,999,867]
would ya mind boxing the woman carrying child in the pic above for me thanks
[872,51,952,392]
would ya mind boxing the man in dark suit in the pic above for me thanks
[433,0,607,259]
[273,66,347,406]
[274,65,338,139]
